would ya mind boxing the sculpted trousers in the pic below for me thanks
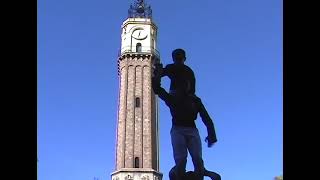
[170,126,204,179]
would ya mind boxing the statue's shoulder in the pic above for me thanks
[164,63,175,69]
[183,64,195,74]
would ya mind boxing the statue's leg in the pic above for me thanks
[169,166,177,180]
[170,126,188,180]
[186,128,204,180]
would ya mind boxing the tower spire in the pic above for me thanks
[128,0,152,18]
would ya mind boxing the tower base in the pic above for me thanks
[111,168,163,180]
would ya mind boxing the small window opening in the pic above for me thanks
[134,157,140,168]
[136,43,142,52]
[135,97,140,108]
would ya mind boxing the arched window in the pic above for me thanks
[134,157,139,168]
[136,43,142,52]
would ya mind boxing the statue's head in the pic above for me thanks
[172,48,186,64]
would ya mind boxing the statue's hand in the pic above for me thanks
[154,63,163,78]
[205,136,217,148]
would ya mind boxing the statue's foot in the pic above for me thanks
[204,169,221,180]
[183,171,203,180]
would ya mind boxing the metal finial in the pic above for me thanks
[128,0,152,18]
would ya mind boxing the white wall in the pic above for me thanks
[120,18,158,54]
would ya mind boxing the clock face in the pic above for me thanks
[132,29,148,40]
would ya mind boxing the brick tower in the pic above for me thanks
[111,1,162,180]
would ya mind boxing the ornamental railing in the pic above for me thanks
[118,46,160,58]
[128,0,152,19]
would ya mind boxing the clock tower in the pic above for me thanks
[111,1,162,180]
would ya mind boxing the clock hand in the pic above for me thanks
[138,31,141,37]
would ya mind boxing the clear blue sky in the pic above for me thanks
[37,0,283,180]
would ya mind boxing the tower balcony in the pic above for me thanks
[118,46,160,59]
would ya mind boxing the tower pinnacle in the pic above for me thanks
[128,0,152,18]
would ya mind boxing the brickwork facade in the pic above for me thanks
[112,54,162,180]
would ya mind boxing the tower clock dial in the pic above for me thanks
[132,29,148,40]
